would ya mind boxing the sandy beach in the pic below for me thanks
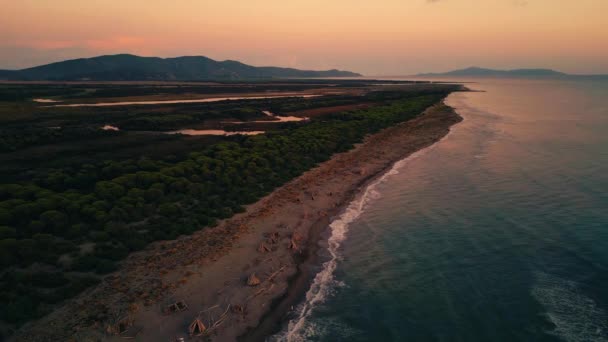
[12,101,462,342]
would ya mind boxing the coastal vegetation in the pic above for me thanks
[0,81,458,333]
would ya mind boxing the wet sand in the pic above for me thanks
[12,102,462,342]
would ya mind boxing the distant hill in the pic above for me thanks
[418,67,567,78]
[0,54,361,81]
[417,67,607,79]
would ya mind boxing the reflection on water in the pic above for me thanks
[167,129,265,136]
[259,110,308,122]
[223,110,308,124]
[101,125,120,131]
[34,98,60,103]
[48,94,320,107]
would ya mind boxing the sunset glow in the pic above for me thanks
[2,0,608,74]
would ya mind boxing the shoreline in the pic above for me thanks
[241,103,463,341]
[11,99,463,342]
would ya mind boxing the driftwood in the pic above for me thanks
[246,283,275,302]
[244,266,287,302]
[197,304,220,316]
[107,316,133,336]
[267,231,280,244]
[288,239,298,250]
[106,315,142,339]
[266,266,286,283]
[206,305,231,332]
[257,243,271,253]
[119,327,142,339]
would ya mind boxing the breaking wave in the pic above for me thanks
[271,141,444,342]
[533,272,608,342]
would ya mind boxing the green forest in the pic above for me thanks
[0,82,455,329]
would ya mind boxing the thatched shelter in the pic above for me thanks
[247,273,261,286]
[189,318,206,336]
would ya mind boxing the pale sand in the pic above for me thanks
[12,102,462,342]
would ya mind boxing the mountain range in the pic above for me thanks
[0,54,361,81]
[417,67,607,79]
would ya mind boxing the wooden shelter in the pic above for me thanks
[189,318,206,336]
[247,273,261,286]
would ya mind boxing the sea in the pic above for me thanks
[271,78,608,342]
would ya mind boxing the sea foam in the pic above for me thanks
[533,272,608,342]
[272,141,442,342]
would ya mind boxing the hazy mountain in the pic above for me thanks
[0,70,18,79]
[0,54,361,81]
[417,67,571,78]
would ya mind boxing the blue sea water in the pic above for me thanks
[273,78,608,342]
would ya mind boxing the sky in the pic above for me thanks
[1,0,607,75]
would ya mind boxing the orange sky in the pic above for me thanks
[1,0,607,74]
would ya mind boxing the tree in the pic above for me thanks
[27,220,45,235]
[0,238,17,267]
[0,90,449,327]
[39,210,68,233]
[0,207,12,225]
[0,295,36,323]
[158,203,181,218]
[144,188,164,202]
[95,181,125,201]
[15,238,38,265]
[0,226,16,239]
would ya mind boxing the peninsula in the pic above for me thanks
[1,80,463,341]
